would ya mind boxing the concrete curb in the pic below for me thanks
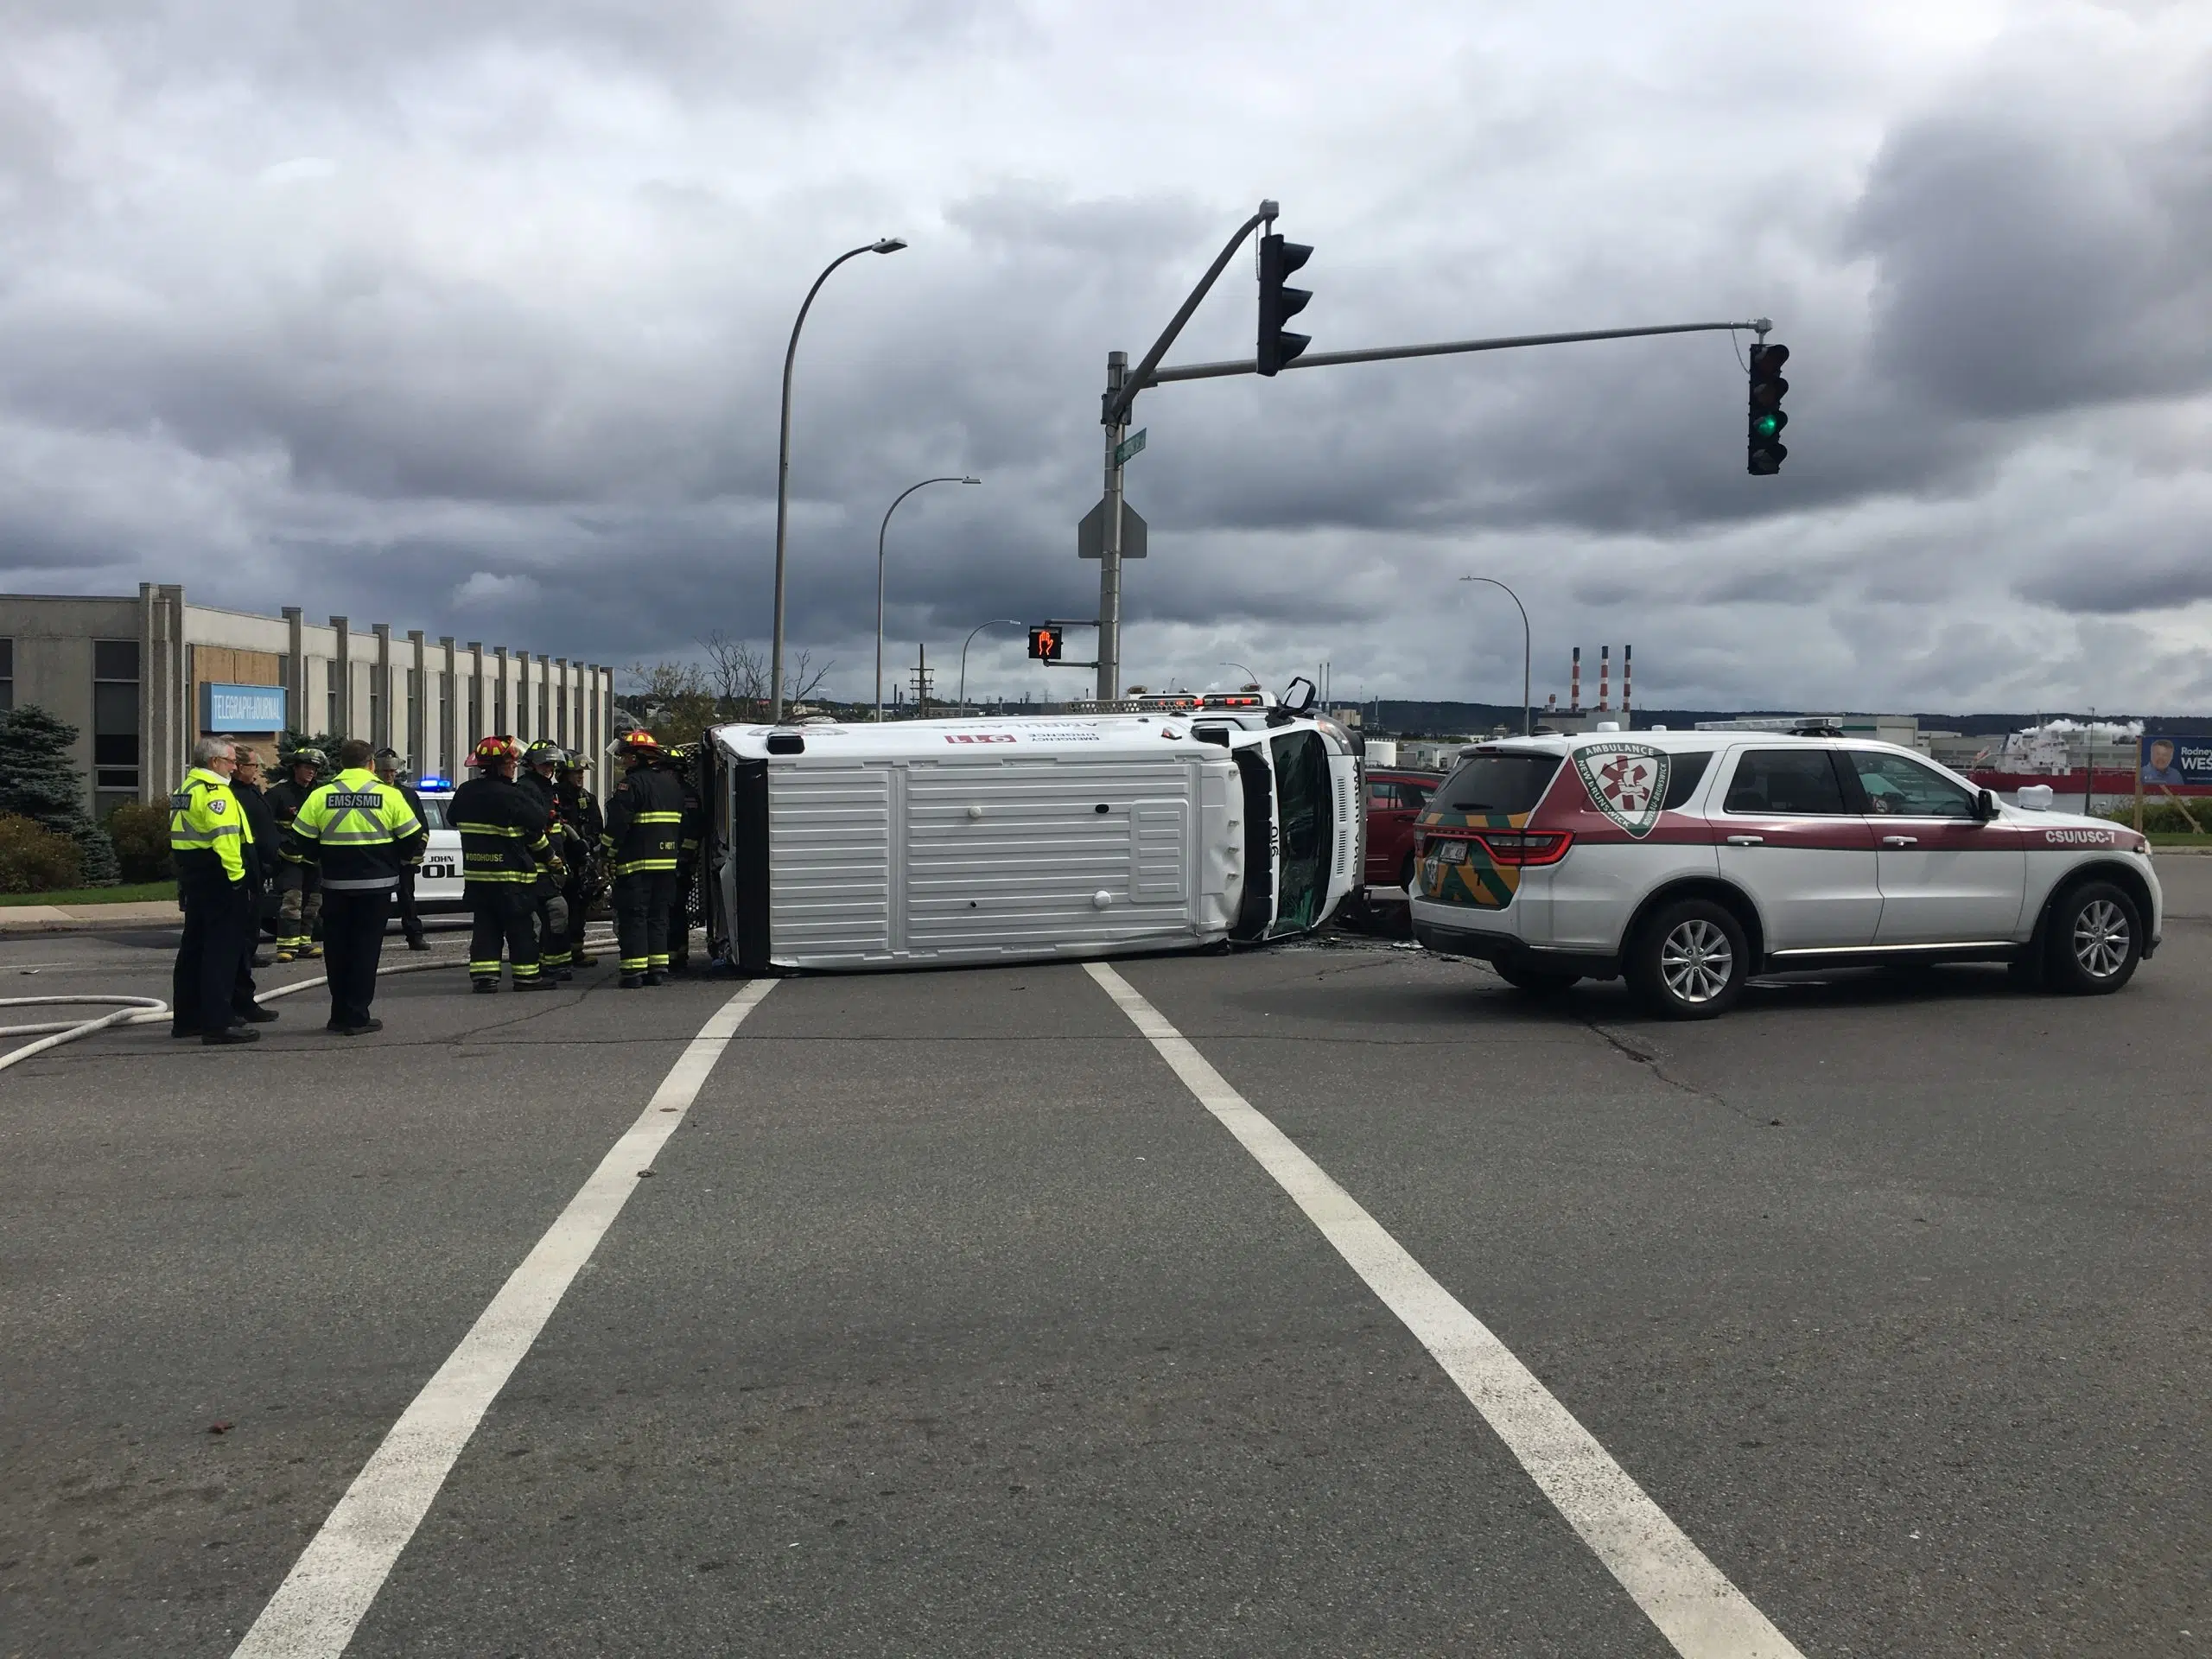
[0,902,183,934]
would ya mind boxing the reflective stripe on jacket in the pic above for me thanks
[601,764,686,875]
[448,773,552,887]
[169,767,251,884]
[286,768,426,891]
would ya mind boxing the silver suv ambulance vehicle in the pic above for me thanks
[1409,729,2161,1018]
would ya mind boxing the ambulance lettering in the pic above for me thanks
[2044,828,2113,846]
[1572,742,1669,839]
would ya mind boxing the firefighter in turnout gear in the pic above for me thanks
[168,735,278,1045]
[284,737,427,1035]
[556,753,604,968]
[452,735,556,992]
[265,746,328,961]
[662,744,704,974]
[601,730,686,988]
[518,740,575,980]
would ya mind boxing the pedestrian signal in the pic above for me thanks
[1027,626,1063,663]
[1747,342,1789,475]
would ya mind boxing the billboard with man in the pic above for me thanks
[2140,735,2212,789]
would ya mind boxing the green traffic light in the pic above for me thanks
[1752,411,1788,441]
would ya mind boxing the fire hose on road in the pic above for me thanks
[0,927,620,1076]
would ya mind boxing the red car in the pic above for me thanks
[1364,767,1445,893]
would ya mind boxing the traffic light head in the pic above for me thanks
[1257,232,1313,377]
[1027,626,1062,663]
[1747,341,1789,476]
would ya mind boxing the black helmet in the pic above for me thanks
[523,741,566,768]
[286,746,328,772]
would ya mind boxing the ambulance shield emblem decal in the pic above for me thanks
[1573,742,1669,839]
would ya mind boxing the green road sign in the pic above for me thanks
[1114,429,1147,467]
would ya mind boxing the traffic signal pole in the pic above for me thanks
[1097,200,1282,701]
[1088,195,1779,700]
[1099,351,1128,703]
[1145,317,1771,388]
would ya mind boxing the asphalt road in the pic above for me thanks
[3,863,2206,1656]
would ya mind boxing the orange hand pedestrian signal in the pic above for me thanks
[1027,626,1062,663]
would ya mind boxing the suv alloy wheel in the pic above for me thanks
[1629,897,1750,1020]
[2044,880,2142,995]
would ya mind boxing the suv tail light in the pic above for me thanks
[1470,830,1573,867]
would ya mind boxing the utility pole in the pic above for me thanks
[912,642,933,719]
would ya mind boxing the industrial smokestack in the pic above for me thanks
[1623,644,1632,718]
[1599,645,1611,712]
[1571,646,1581,713]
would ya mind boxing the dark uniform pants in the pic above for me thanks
[276,863,322,952]
[613,870,678,975]
[321,888,391,1028]
[666,868,693,969]
[174,874,254,1034]
[468,887,540,985]
[535,882,571,971]
[394,865,424,942]
[563,874,592,960]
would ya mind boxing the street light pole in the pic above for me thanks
[1219,659,1260,690]
[1459,575,1532,736]
[772,236,906,723]
[876,474,981,721]
[958,619,1026,714]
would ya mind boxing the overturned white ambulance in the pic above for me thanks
[697,702,1363,972]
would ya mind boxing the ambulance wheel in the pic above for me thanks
[2042,880,2141,995]
[1493,961,1580,996]
[1629,899,1747,1020]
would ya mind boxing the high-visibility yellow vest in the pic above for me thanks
[168,766,251,883]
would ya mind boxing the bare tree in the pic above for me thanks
[701,631,768,715]
[700,632,834,719]
[784,648,835,711]
[622,659,720,746]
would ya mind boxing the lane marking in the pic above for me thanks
[1084,961,1803,1659]
[232,978,778,1658]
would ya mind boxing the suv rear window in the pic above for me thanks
[1435,753,1562,815]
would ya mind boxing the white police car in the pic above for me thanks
[411,789,466,909]
[1409,729,2162,1018]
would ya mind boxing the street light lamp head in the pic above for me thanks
[870,238,908,254]
[961,475,982,485]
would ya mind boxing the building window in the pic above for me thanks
[92,638,141,813]
[326,660,338,735]
[0,637,13,711]
[468,677,481,743]
[494,679,506,734]
[370,668,385,748]
[538,677,550,741]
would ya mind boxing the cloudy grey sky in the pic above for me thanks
[3,0,2208,712]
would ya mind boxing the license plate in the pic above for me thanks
[1436,840,1468,863]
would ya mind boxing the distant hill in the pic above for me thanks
[1364,702,2212,738]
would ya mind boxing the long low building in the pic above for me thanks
[0,583,616,816]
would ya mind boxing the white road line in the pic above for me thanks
[1083,962,1804,1659]
[232,978,778,1659]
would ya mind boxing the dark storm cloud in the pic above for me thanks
[1850,73,2212,421]
[2,3,2209,712]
